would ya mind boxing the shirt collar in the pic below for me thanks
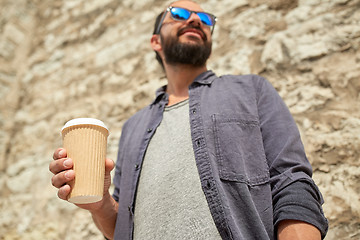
[192,70,216,85]
[151,70,216,106]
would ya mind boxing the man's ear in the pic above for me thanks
[151,34,162,52]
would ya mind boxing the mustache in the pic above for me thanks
[177,26,207,41]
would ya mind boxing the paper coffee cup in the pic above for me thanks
[61,118,109,204]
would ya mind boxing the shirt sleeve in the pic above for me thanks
[273,180,328,238]
[256,76,328,238]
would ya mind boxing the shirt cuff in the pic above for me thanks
[273,180,328,239]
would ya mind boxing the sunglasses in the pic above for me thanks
[155,7,217,34]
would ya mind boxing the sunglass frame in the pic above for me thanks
[154,6,217,35]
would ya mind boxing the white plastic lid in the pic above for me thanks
[61,118,109,134]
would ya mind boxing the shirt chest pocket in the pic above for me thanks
[212,114,270,186]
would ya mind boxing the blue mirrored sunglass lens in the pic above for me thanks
[170,8,214,26]
[170,8,190,21]
[197,12,213,26]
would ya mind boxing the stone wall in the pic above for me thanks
[0,0,359,239]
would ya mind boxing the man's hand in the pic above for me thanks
[49,148,115,211]
[50,148,118,239]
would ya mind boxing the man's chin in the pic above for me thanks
[162,36,212,67]
[179,37,204,45]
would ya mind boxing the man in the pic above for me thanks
[49,0,328,239]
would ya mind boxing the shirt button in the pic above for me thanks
[135,164,140,170]
[192,108,196,114]
[147,128,152,133]
[206,180,212,189]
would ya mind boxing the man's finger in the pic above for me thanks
[105,158,115,173]
[51,170,75,188]
[53,148,67,160]
[58,184,71,201]
[49,158,73,174]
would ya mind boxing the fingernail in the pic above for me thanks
[64,170,73,179]
[63,159,71,168]
[58,149,65,157]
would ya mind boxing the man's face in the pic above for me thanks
[159,1,213,67]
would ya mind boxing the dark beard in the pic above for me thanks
[161,30,212,67]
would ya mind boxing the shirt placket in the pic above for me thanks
[128,97,167,239]
[188,84,233,240]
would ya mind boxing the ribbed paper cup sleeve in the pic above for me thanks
[61,118,109,204]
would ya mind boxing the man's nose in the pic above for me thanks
[186,12,202,27]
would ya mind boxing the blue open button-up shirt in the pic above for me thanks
[112,71,328,239]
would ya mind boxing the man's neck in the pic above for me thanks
[164,63,207,106]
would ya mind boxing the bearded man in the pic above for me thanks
[50,1,328,239]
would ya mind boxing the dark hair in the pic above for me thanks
[153,11,165,69]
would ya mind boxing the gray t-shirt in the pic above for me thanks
[133,99,221,240]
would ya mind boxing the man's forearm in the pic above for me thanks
[277,220,321,240]
[90,193,119,239]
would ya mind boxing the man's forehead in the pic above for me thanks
[168,0,204,11]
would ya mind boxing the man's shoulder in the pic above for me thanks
[217,73,265,83]
[211,73,269,90]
